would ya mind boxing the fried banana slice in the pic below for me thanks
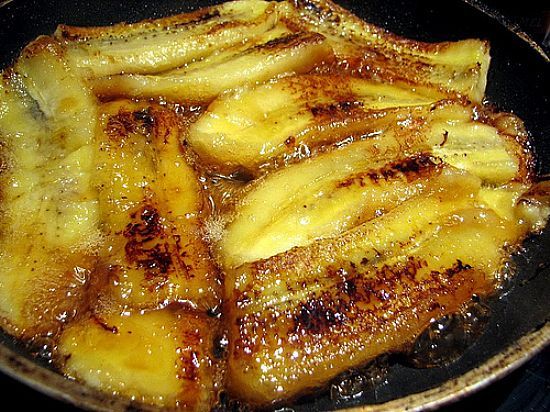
[188,75,528,177]
[219,153,458,268]
[55,0,279,77]
[58,307,219,410]
[92,31,333,103]
[280,0,490,102]
[187,73,445,173]
[225,201,521,404]
[94,100,219,310]
[223,165,482,297]
[0,39,100,337]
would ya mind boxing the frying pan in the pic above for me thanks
[0,0,548,410]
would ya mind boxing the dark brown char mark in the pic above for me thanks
[336,154,442,188]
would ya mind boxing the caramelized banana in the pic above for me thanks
[215,100,530,266]
[0,0,547,410]
[225,204,520,404]
[219,152,455,267]
[92,31,333,103]
[55,0,279,77]
[0,39,99,336]
[280,0,490,102]
[188,74,445,172]
[223,166,482,300]
[94,100,219,310]
[58,307,219,410]
[188,75,528,177]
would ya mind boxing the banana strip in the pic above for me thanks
[190,88,529,180]
[226,204,519,404]
[55,0,279,77]
[188,73,444,172]
[58,307,219,411]
[219,152,452,268]
[223,165,482,293]
[280,0,490,102]
[94,100,220,311]
[0,39,100,337]
[91,31,333,103]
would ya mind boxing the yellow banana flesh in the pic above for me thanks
[224,167,483,305]
[0,0,547,409]
[91,30,333,103]
[188,73,446,173]
[56,0,279,77]
[280,0,490,102]
[188,78,527,177]
[58,307,219,410]
[0,38,100,337]
[219,152,455,268]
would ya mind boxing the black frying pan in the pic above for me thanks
[0,0,548,410]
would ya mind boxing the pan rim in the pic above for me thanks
[0,0,547,410]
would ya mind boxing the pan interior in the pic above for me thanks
[0,0,548,410]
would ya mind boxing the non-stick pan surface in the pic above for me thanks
[0,0,548,410]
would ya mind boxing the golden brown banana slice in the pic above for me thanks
[92,31,333,103]
[225,204,519,404]
[56,0,279,77]
[190,89,529,180]
[58,307,219,410]
[0,39,100,337]
[95,100,219,310]
[218,153,454,268]
[193,90,532,179]
[223,166,482,303]
[280,0,490,102]
[187,73,444,173]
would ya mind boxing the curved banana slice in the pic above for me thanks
[188,74,444,173]
[224,167,483,304]
[190,90,529,180]
[91,31,333,103]
[219,152,450,268]
[0,38,100,337]
[56,0,279,77]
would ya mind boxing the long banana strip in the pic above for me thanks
[190,88,528,181]
[226,206,517,404]
[0,39,100,337]
[279,0,490,102]
[94,100,219,310]
[188,74,445,172]
[91,31,333,102]
[55,0,279,77]
[219,153,453,268]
